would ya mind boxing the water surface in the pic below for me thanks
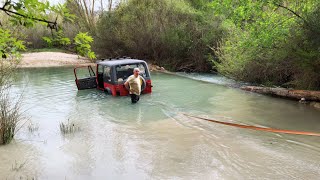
[1,67,320,179]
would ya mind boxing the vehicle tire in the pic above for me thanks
[104,88,112,95]
[140,77,146,92]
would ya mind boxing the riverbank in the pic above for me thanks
[19,52,94,68]
[20,52,166,70]
[18,52,320,110]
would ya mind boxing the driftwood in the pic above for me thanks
[241,86,320,102]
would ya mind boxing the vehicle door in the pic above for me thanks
[74,65,97,90]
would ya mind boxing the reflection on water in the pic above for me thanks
[0,67,319,179]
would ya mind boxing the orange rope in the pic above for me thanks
[184,114,320,137]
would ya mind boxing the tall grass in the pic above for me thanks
[59,119,80,134]
[0,61,23,145]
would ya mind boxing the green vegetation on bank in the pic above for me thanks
[1,0,320,90]
[94,0,222,72]
[25,48,69,53]
[212,1,320,90]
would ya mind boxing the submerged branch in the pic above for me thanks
[241,86,320,102]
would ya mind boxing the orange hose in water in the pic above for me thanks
[183,114,320,137]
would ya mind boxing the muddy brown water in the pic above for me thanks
[1,67,320,179]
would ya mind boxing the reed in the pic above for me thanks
[27,122,39,133]
[0,89,23,144]
[0,61,23,145]
[59,119,80,134]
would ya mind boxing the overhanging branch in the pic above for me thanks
[274,3,309,25]
[0,6,58,30]
[274,3,320,35]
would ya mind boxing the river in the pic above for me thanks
[1,67,319,179]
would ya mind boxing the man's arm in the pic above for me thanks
[124,81,129,89]
[124,76,132,89]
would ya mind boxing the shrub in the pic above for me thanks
[42,30,71,48]
[95,0,222,72]
[74,32,96,60]
[213,1,320,90]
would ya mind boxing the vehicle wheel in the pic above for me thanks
[104,88,112,95]
[141,78,146,91]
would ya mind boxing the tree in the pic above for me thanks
[211,0,320,90]
[95,0,222,71]
[65,0,118,33]
[0,0,74,58]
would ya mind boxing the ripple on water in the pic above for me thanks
[1,68,320,179]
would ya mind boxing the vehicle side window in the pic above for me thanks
[104,66,111,82]
[114,63,148,83]
[138,64,146,78]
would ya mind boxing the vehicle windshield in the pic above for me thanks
[115,63,147,83]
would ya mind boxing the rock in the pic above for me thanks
[299,97,307,104]
[160,67,165,71]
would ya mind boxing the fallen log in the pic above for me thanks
[240,86,320,102]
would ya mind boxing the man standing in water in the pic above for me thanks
[124,68,144,103]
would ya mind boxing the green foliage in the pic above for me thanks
[95,0,222,71]
[212,0,320,90]
[0,28,25,59]
[42,30,71,48]
[0,0,76,57]
[50,3,76,23]
[74,32,96,60]
[1,0,75,27]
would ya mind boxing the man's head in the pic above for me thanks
[133,68,140,77]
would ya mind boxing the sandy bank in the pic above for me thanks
[19,52,94,68]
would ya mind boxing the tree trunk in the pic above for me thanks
[240,86,320,102]
[0,125,3,145]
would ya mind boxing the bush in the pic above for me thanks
[214,2,320,90]
[95,0,222,72]
[42,30,71,48]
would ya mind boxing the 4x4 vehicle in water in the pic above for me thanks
[74,58,152,96]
